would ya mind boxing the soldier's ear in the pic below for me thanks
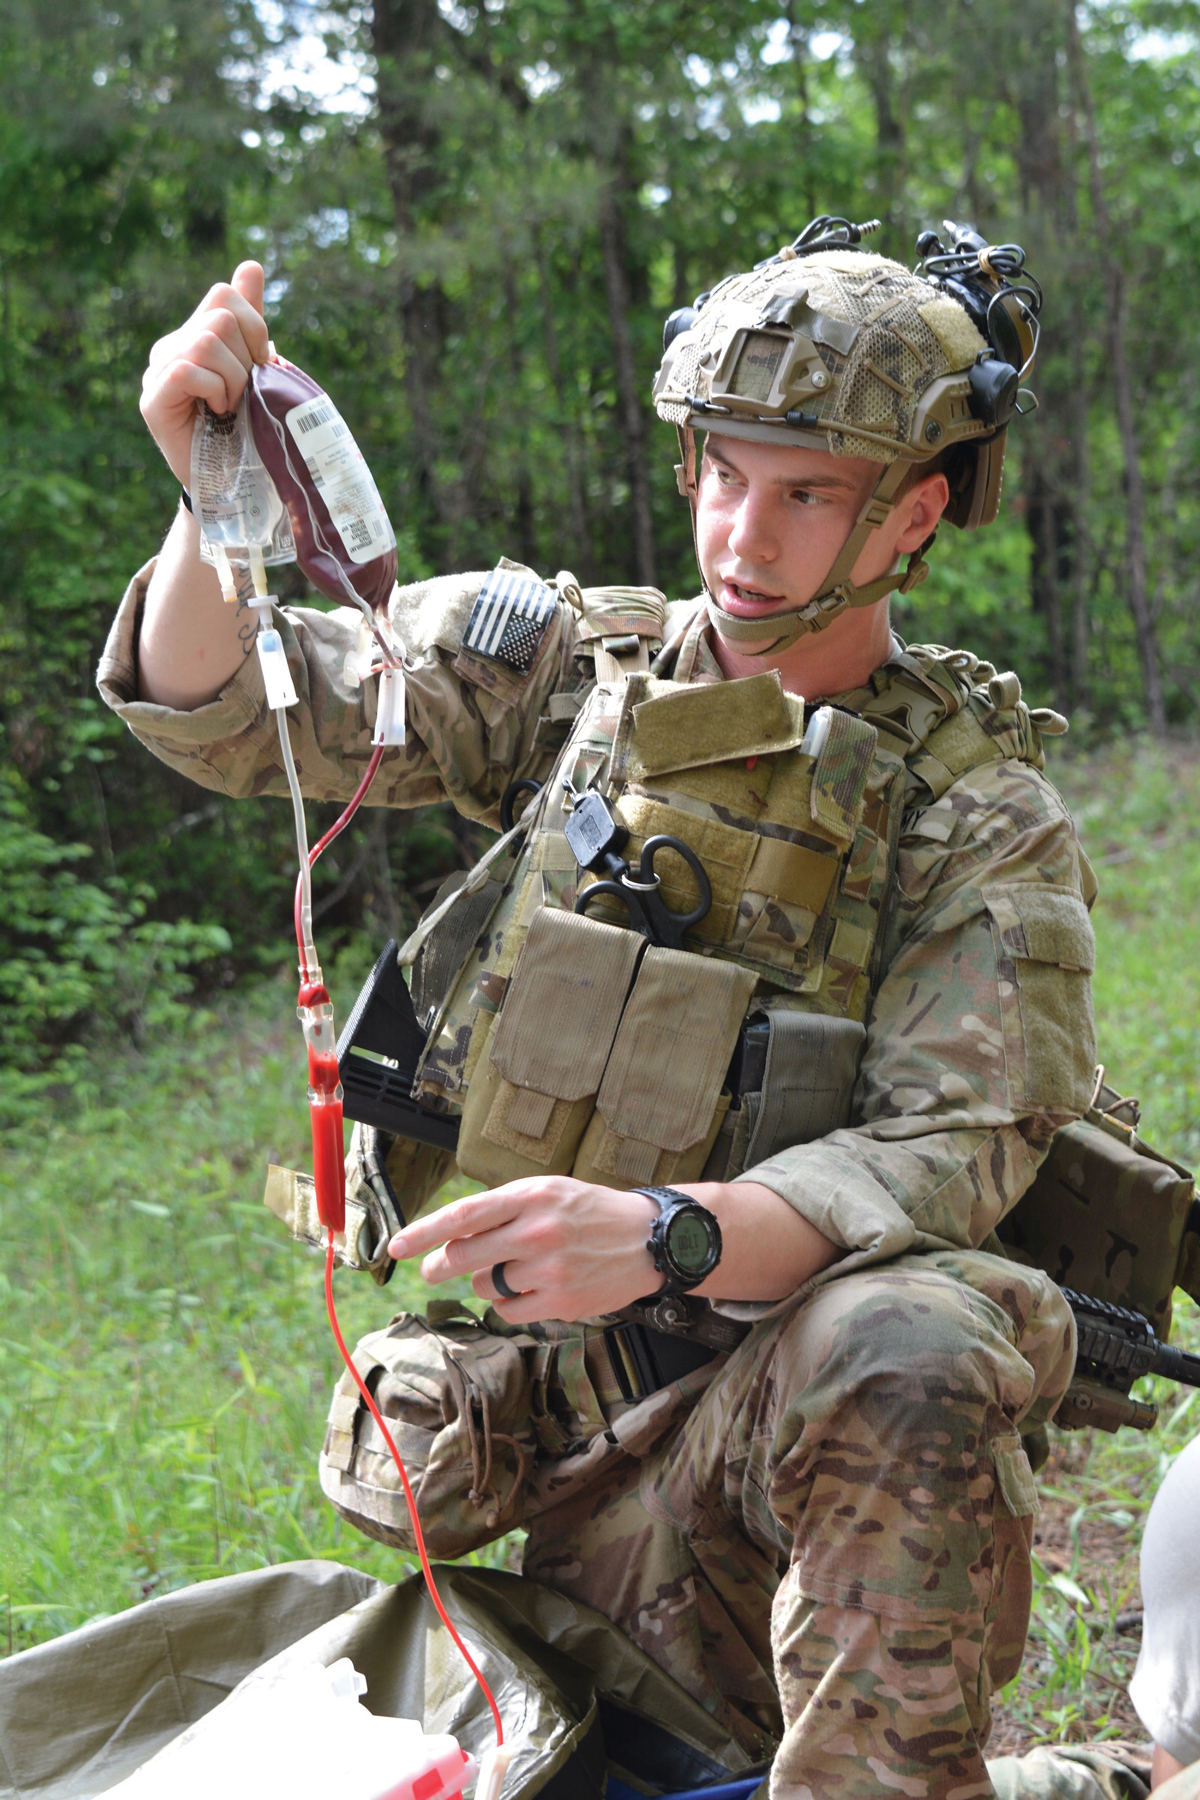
[895,471,949,551]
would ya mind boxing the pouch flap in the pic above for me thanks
[983,884,1096,972]
[596,950,757,1153]
[573,583,667,643]
[621,672,807,778]
[489,906,643,1101]
[810,709,877,843]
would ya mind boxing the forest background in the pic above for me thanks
[4,0,1200,1082]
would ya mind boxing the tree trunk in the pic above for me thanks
[598,183,657,586]
[853,19,906,240]
[782,0,816,222]
[1028,458,1068,706]
[369,0,451,543]
[1068,299,1091,706]
[1066,3,1166,732]
[533,232,591,568]
[1000,0,1082,710]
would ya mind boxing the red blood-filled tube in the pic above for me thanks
[309,1094,346,1234]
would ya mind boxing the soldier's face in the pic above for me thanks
[695,435,925,632]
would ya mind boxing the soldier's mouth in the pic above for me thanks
[719,579,789,617]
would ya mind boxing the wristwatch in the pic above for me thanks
[635,1186,723,1295]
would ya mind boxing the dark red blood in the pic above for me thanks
[307,1045,341,1097]
[297,980,329,1009]
[310,1095,346,1232]
[247,357,396,614]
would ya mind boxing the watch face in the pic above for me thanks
[666,1208,716,1276]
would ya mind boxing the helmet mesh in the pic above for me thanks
[654,249,984,461]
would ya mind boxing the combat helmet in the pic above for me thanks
[652,216,1041,653]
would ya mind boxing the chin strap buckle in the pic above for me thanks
[857,495,896,530]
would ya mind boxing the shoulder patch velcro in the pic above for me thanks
[462,569,557,673]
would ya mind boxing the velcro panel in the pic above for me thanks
[595,949,757,1154]
[982,884,1097,1113]
[489,906,643,1099]
[984,884,1096,973]
[623,672,806,778]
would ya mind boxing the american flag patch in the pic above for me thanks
[462,570,557,673]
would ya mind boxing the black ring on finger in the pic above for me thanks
[492,1261,520,1300]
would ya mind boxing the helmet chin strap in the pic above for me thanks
[674,426,933,657]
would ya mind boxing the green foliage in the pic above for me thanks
[0,774,231,1110]
[992,739,1200,1743]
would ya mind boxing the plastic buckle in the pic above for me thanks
[857,496,895,529]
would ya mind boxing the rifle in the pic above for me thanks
[1056,1287,1200,1432]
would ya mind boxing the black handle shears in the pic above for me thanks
[577,833,712,950]
[561,777,712,950]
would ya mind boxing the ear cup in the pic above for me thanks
[662,306,699,351]
[968,356,1020,429]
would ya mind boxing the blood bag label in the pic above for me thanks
[284,397,396,566]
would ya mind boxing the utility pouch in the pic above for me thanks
[319,1302,539,1558]
[998,1074,1200,1338]
[742,1005,866,1166]
[457,907,643,1186]
[572,949,757,1187]
[704,1005,866,1182]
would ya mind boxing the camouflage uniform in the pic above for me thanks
[99,556,1096,1797]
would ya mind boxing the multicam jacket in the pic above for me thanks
[97,558,1098,1310]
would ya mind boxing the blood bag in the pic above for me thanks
[190,356,398,616]
[248,356,398,614]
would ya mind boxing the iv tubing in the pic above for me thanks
[291,744,386,962]
[324,1232,504,1747]
[265,695,506,1758]
[277,711,318,974]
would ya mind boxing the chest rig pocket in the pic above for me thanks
[591,672,885,1010]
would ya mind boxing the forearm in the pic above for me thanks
[138,505,259,708]
[683,1180,842,1302]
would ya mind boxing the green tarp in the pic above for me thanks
[0,1561,758,1800]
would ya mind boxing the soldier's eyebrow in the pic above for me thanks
[703,441,861,491]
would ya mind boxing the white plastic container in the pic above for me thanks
[103,1658,477,1800]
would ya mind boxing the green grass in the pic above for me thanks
[0,955,496,1658]
[2,737,1199,1761]
[994,738,1200,1746]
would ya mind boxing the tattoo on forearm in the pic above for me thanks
[234,567,258,657]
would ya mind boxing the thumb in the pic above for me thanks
[232,259,265,317]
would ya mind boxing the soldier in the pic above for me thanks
[102,219,1097,1797]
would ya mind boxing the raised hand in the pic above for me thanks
[139,260,270,485]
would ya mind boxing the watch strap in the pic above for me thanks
[634,1186,722,1294]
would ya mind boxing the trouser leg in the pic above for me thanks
[525,1250,1074,1798]
[987,1746,1152,1800]
[521,1378,785,1761]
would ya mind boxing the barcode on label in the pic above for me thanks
[294,402,338,435]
